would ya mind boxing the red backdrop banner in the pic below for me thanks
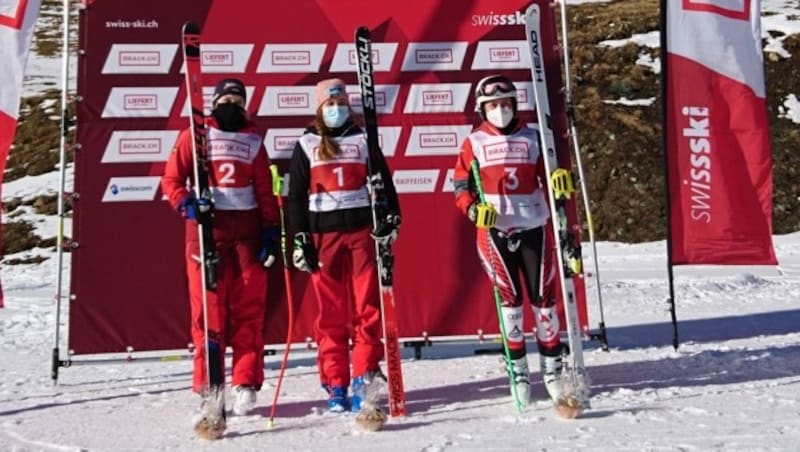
[665,0,776,265]
[70,0,588,354]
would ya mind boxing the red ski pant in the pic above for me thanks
[310,227,383,388]
[186,238,267,393]
[476,226,561,358]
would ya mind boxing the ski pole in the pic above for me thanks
[557,0,608,351]
[268,164,296,428]
[470,160,524,413]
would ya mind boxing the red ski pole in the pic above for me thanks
[268,164,296,428]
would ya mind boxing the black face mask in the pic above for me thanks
[212,103,248,131]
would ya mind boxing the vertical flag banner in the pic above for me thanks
[0,0,43,307]
[665,0,777,265]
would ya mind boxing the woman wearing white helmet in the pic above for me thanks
[453,74,567,406]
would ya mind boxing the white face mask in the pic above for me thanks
[322,105,349,128]
[486,106,514,129]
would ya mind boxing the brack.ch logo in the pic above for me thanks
[119,51,160,67]
[272,50,310,66]
[415,49,453,64]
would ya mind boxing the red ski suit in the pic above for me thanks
[453,120,562,357]
[288,123,399,388]
[161,119,279,393]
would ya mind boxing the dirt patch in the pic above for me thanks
[564,0,799,241]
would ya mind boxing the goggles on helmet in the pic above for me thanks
[474,76,517,112]
[479,79,515,97]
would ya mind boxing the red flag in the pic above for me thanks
[1,0,43,306]
[664,0,776,265]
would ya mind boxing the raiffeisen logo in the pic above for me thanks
[471,11,525,26]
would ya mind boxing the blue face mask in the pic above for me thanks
[322,105,349,128]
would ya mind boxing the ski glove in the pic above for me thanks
[371,214,401,246]
[178,193,211,221]
[467,201,498,229]
[292,232,319,273]
[258,226,281,268]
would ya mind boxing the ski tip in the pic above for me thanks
[183,20,200,34]
[356,25,370,38]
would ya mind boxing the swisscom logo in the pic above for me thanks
[471,11,525,26]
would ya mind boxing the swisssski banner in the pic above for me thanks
[70,0,588,353]
[664,0,777,265]
[0,0,43,307]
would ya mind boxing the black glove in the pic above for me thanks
[292,232,319,273]
[258,227,280,268]
[371,214,401,246]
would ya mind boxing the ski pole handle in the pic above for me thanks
[270,164,284,205]
[470,160,486,203]
[469,160,498,229]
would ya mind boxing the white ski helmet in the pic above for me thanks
[474,74,518,118]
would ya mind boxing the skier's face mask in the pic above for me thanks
[322,104,349,129]
[212,102,248,132]
[486,105,514,129]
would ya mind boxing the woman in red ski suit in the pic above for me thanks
[453,74,567,406]
[288,78,400,413]
[161,78,280,416]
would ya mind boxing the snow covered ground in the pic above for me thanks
[1,232,800,451]
[2,0,799,450]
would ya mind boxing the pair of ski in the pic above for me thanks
[522,2,591,418]
[472,3,591,420]
[181,23,407,440]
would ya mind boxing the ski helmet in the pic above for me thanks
[474,74,517,118]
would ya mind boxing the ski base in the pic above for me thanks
[355,403,388,431]
[553,397,583,419]
[524,1,591,414]
[552,364,590,419]
[355,25,408,418]
[194,386,226,440]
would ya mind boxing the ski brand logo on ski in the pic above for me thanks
[524,2,590,418]
[354,25,407,420]
[356,36,375,111]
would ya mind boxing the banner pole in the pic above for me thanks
[52,0,72,384]
[659,0,679,350]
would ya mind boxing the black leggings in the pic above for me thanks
[478,227,544,307]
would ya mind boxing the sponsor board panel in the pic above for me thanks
[101,130,179,163]
[401,42,469,71]
[403,83,471,113]
[405,125,474,156]
[392,169,440,193]
[256,43,327,73]
[101,176,161,202]
[329,42,398,72]
[101,43,178,74]
[101,87,179,118]
[347,84,400,115]
[471,40,529,70]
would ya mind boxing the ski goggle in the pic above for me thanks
[326,85,345,97]
[479,79,516,96]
